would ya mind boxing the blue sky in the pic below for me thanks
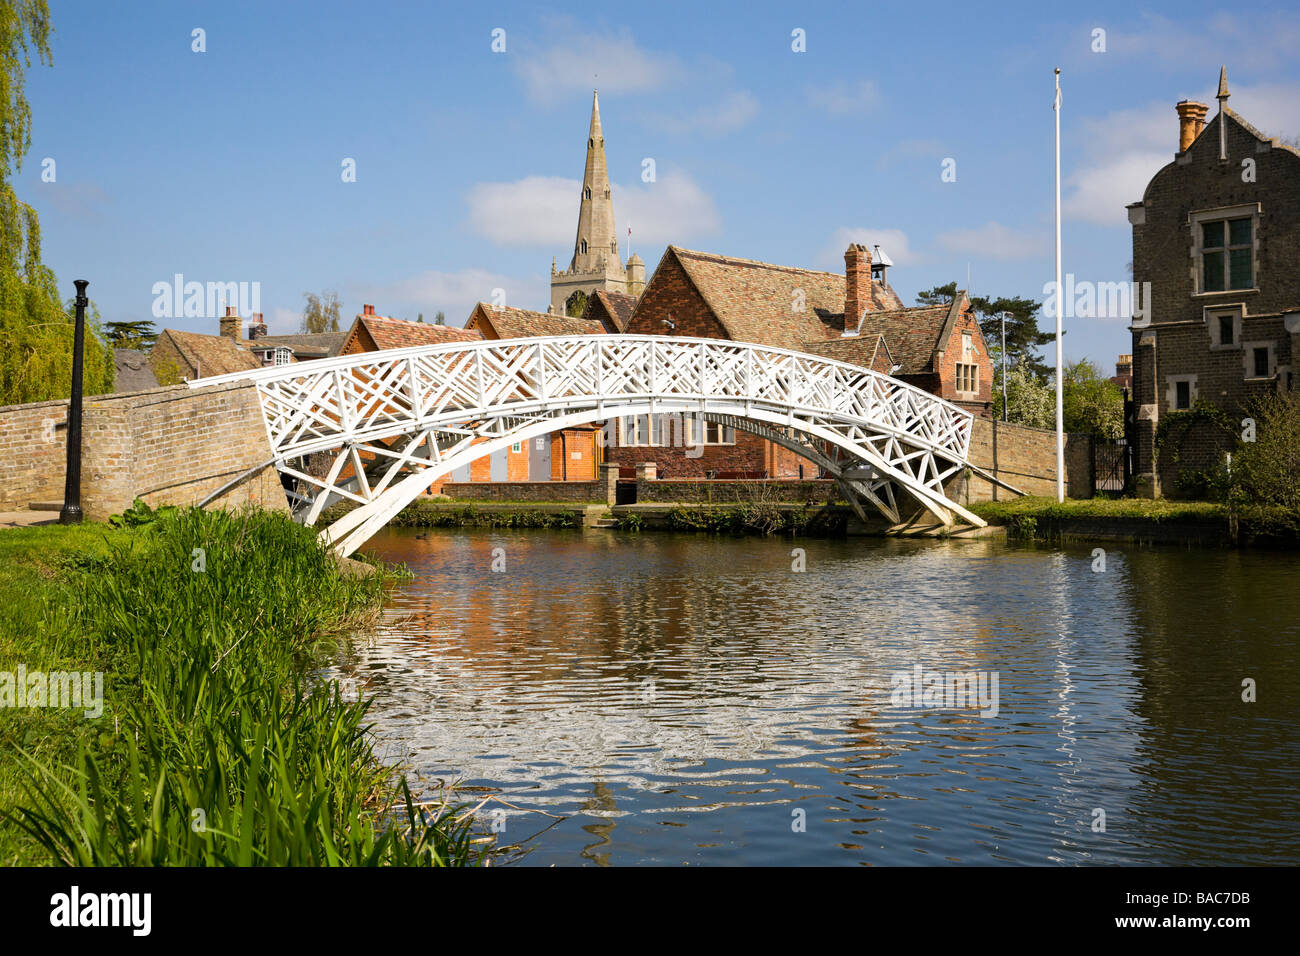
[16,0,1300,367]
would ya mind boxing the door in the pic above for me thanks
[489,446,508,482]
[450,462,471,483]
[529,434,552,481]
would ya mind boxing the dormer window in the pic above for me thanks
[273,347,292,367]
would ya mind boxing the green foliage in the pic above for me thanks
[103,319,158,350]
[614,511,643,532]
[1155,400,1236,467]
[393,504,580,529]
[917,282,1054,379]
[0,2,115,406]
[665,503,846,537]
[107,497,177,528]
[565,290,589,318]
[434,311,446,326]
[1063,358,1124,438]
[993,364,1054,429]
[1232,392,1300,510]
[1,508,484,866]
[301,290,342,334]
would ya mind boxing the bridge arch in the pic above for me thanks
[193,335,983,556]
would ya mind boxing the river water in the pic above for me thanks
[340,527,1300,866]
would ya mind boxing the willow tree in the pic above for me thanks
[0,1,113,406]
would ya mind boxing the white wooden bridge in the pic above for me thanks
[194,335,984,556]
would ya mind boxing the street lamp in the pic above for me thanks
[59,279,89,525]
[999,311,1009,422]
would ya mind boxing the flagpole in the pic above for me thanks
[1053,67,1064,503]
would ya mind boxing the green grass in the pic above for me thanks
[970,496,1227,524]
[0,507,486,866]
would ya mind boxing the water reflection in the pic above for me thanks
[332,528,1300,866]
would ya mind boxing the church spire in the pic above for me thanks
[570,89,620,276]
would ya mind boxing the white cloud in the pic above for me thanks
[514,28,680,102]
[820,226,913,270]
[1061,83,1300,226]
[645,90,759,136]
[806,80,881,116]
[936,222,1047,260]
[465,170,720,248]
[1106,12,1300,72]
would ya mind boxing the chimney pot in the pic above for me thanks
[1175,100,1209,153]
[363,303,375,316]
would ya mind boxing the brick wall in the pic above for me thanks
[0,382,286,520]
[443,464,618,505]
[959,418,1092,501]
[635,478,839,504]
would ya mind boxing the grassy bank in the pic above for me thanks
[0,506,485,866]
[971,496,1300,547]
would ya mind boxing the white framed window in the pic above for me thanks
[1166,374,1197,411]
[273,347,293,367]
[618,414,734,447]
[1190,204,1258,294]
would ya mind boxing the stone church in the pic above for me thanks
[549,91,645,316]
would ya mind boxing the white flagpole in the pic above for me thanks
[1054,67,1065,503]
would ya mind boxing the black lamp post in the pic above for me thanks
[59,279,89,525]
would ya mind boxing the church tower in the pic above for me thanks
[550,91,640,315]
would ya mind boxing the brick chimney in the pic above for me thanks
[1176,100,1208,152]
[844,244,872,333]
[1116,353,1132,377]
[219,306,241,341]
[362,304,376,316]
[247,312,267,340]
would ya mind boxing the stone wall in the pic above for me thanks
[442,463,618,505]
[960,418,1093,502]
[634,477,840,504]
[0,382,286,520]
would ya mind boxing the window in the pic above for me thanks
[580,239,588,255]
[619,415,734,447]
[956,363,978,393]
[1219,315,1234,345]
[273,347,292,367]
[1253,348,1270,378]
[1167,375,1197,410]
[583,187,591,200]
[510,442,522,453]
[1198,214,1253,292]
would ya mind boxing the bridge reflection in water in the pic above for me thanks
[331,528,1300,867]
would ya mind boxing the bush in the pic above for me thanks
[1232,393,1300,509]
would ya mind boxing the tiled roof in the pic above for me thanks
[160,330,263,378]
[805,302,960,375]
[585,290,638,332]
[246,332,348,358]
[344,315,482,353]
[471,304,606,339]
[667,246,905,351]
[798,334,895,374]
[113,349,159,393]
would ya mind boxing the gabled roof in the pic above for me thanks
[584,290,638,332]
[156,329,262,378]
[467,303,606,339]
[341,315,481,354]
[801,297,966,376]
[246,332,348,359]
[798,333,895,374]
[662,246,905,351]
[113,349,159,393]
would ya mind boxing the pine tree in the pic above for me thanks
[917,282,1054,380]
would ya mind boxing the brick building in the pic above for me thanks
[1128,69,1300,495]
[603,243,993,478]
[340,304,481,354]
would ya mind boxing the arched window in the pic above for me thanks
[580,239,588,255]
[584,187,591,200]
[588,138,594,149]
